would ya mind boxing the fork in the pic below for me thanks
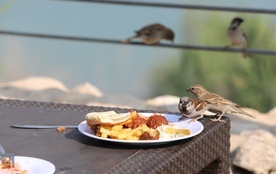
[0,145,15,168]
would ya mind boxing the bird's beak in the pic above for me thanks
[186,88,191,92]
[178,102,183,110]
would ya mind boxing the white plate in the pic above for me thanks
[15,156,55,174]
[78,113,204,145]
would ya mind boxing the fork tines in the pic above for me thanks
[0,153,15,168]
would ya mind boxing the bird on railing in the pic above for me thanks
[122,23,174,45]
[226,17,251,58]
[178,97,216,123]
[186,85,255,122]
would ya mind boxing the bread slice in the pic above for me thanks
[85,111,130,125]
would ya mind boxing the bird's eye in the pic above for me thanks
[191,87,194,90]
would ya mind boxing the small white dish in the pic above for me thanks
[15,156,55,174]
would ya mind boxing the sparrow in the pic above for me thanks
[122,23,174,45]
[178,97,216,123]
[186,85,255,122]
[226,17,251,58]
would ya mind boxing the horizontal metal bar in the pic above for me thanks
[0,30,275,56]
[56,0,276,14]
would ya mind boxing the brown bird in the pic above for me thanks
[186,85,255,122]
[178,97,216,122]
[226,17,251,58]
[122,23,174,45]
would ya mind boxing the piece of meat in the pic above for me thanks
[139,130,160,140]
[124,115,148,129]
[147,114,168,129]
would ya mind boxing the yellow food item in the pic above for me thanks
[116,110,139,126]
[90,110,191,140]
[56,126,66,132]
[165,127,191,135]
[96,124,155,140]
[0,161,28,174]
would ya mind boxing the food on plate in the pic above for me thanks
[1,157,13,169]
[86,111,130,125]
[124,114,147,129]
[96,123,155,140]
[85,110,191,141]
[165,127,191,135]
[139,130,160,140]
[157,125,191,139]
[147,114,168,129]
[0,158,28,174]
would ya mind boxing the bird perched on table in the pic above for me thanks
[226,17,251,58]
[186,85,255,122]
[178,97,216,122]
[122,23,174,45]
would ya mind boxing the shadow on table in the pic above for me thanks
[64,129,191,150]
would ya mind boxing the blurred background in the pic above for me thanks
[0,0,276,112]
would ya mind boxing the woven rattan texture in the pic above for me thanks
[0,99,123,113]
[0,99,230,174]
[106,118,230,174]
[0,99,164,114]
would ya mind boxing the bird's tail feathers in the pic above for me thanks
[235,107,255,118]
[122,35,138,43]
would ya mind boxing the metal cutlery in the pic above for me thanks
[0,145,15,168]
[11,125,78,129]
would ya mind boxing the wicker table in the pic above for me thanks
[0,99,230,174]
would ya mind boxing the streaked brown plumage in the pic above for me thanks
[186,85,255,122]
[226,17,251,58]
[178,97,215,122]
[122,23,174,45]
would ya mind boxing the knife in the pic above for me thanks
[11,125,78,129]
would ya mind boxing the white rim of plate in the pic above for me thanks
[14,156,55,174]
[78,113,204,144]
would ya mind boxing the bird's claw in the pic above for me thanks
[121,39,129,43]
[188,115,203,123]
[210,118,226,123]
[178,117,185,122]
[188,119,197,123]
[224,45,230,49]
